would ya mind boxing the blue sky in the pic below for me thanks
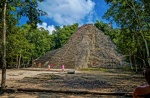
[20,0,110,34]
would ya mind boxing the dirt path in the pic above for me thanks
[0,68,146,98]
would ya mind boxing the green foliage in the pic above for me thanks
[113,29,137,55]
[3,22,79,67]
[103,0,150,70]
[22,24,51,59]
[94,20,115,40]
[95,21,139,58]
[7,27,35,66]
[80,68,108,72]
[142,0,150,16]
[0,0,48,68]
[4,24,52,67]
[13,0,47,28]
[51,23,78,49]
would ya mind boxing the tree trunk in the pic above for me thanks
[126,0,150,66]
[16,56,19,68]
[129,56,133,70]
[134,55,138,72]
[139,30,150,66]
[18,53,21,69]
[31,56,34,67]
[1,0,7,92]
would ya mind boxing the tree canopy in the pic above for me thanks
[1,1,150,91]
[102,0,150,70]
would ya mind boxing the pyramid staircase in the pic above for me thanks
[34,24,123,69]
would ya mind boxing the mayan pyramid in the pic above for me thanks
[34,24,123,69]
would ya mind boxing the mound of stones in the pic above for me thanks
[35,24,123,69]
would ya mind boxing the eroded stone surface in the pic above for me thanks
[35,24,123,69]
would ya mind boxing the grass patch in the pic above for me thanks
[79,67,136,74]
[120,65,132,71]
[79,68,108,72]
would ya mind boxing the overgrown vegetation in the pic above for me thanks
[0,0,150,70]
[0,0,149,93]
[102,0,150,71]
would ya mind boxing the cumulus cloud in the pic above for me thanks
[38,0,95,25]
[37,22,55,34]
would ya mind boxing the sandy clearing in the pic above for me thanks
[0,68,77,80]
[0,68,144,98]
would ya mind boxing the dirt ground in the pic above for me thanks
[0,68,146,98]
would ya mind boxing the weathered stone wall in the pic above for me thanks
[34,24,123,69]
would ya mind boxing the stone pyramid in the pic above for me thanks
[34,24,123,69]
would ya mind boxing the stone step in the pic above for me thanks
[34,24,123,69]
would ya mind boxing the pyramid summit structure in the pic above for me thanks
[35,24,123,69]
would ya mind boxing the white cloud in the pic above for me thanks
[38,0,95,25]
[37,22,56,34]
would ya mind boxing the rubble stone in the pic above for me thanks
[35,24,123,69]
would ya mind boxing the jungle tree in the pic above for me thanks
[0,0,46,92]
[103,0,150,69]
[1,0,7,92]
